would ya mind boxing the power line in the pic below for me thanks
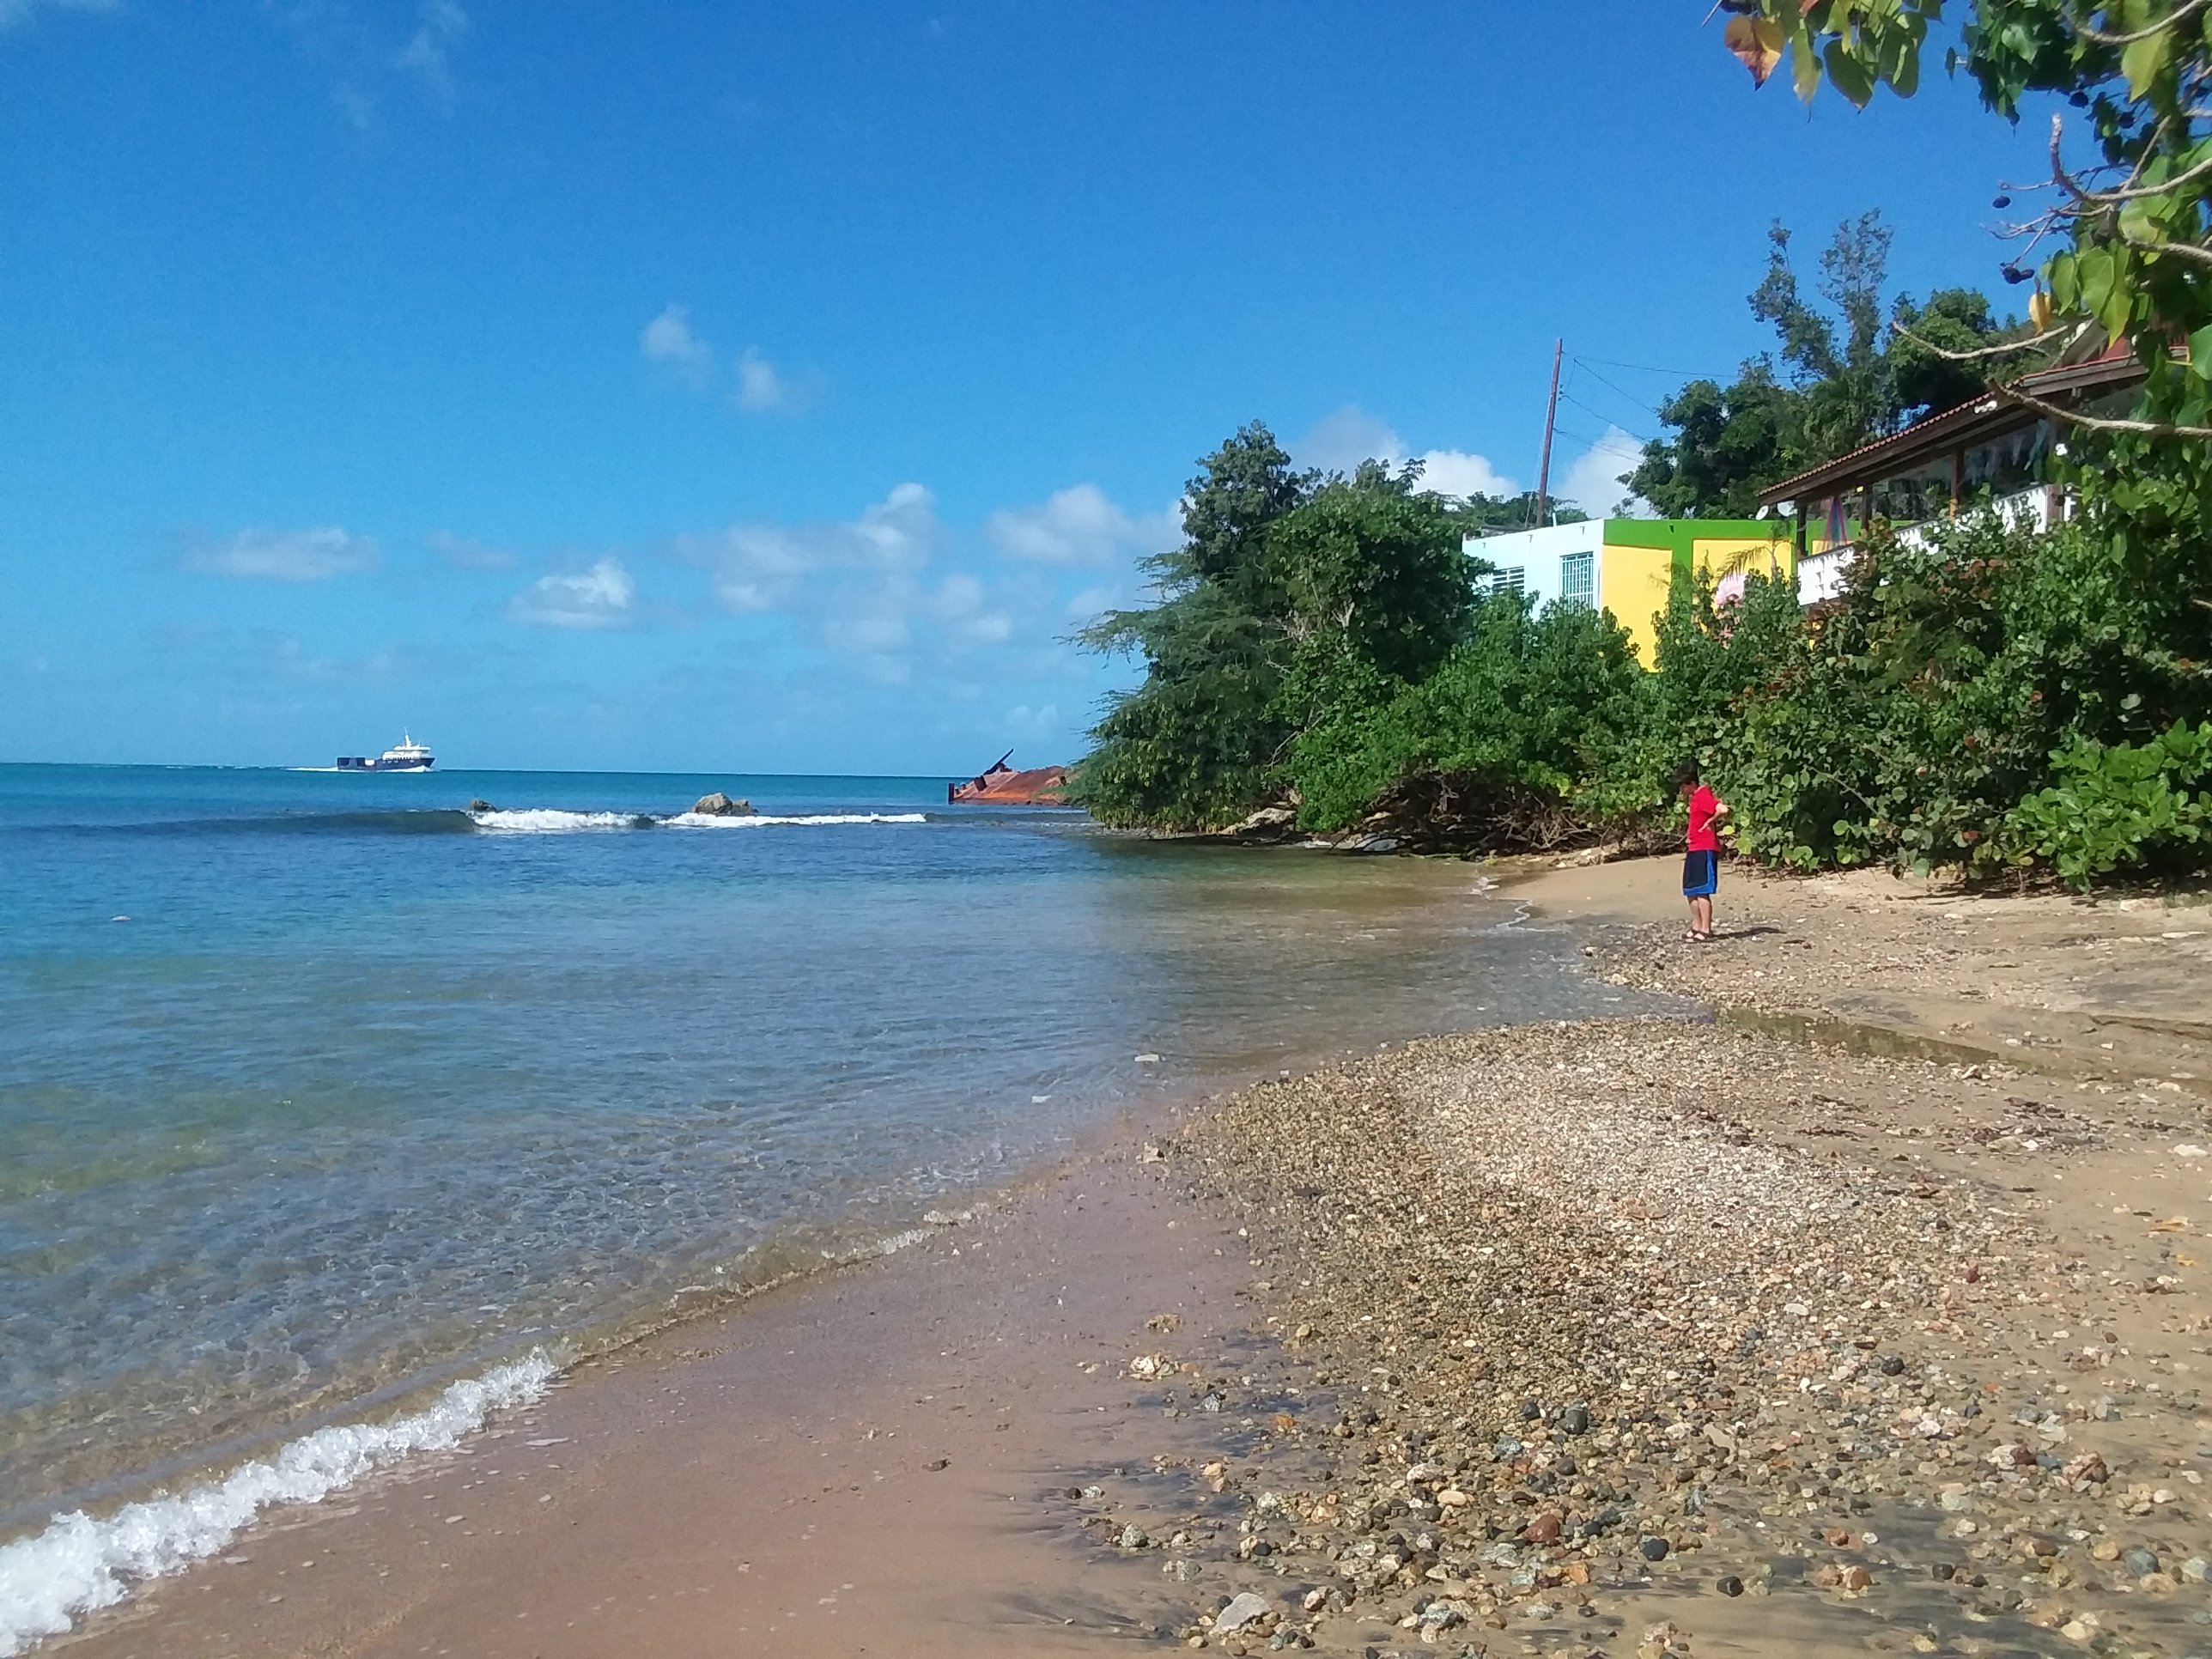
[1556,392,1654,445]
[1570,361,1673,421]
[1571,353,1728,380]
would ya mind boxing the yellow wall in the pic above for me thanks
[1599,544,1677,666]
[1599,535,1796,667]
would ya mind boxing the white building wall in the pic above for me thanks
[1464,520,1606,611]
[1796,488,2053,605]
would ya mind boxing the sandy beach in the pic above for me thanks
[48,854,2212,1658]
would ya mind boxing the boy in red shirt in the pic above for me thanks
[1674,763,1730,942]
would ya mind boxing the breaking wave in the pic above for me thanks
[659,811,929,830]
[0,1352,558,1656]
[468,808,928,834]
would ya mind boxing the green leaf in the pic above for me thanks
[1791,30,1824,101]
[2190,321,2212,380]
[1885,29,1922,95]
[2121,28,2173,100]
[1824,37,1877,106]
[2049,251,2080,313]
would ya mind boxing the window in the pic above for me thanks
[1490,566,1526,596]
[1560,550,1594,607]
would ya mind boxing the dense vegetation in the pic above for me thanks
[1073,4,2212,889]
[1072,422,2211,886]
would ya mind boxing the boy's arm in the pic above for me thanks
[1712,797,1732,818]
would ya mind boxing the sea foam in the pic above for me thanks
[662,811,929,829]
[0,1352,557,1656]
[469,808,651,833]
[467,808,928,833]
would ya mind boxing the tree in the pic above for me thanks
[1073,428,1480,832]
[1720,0,2212,453]
[1630,362,1804,518]
[1630,213,2011,515]
[1070,423,1316,830]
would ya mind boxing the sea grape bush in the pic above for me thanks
[2002,721,2212,886]
[1078,415,2211,888]
[1689,504,2209,881]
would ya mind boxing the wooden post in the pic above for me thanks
[1534,338,1563,528]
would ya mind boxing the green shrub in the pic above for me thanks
[2000,722,2212,889]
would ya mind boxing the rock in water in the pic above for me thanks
[469,799,495,812]
[690,793,756,817]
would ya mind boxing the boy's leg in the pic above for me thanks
[1692,894,1712,936]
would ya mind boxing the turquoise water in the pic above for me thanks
[0,763,1640,1540]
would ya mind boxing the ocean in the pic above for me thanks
[0,763,1651,1648]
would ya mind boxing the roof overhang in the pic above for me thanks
[1755,350,2148,510]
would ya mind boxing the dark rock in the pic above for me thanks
[2124,1547,2161,1577]
[1560,1405,1592,1436]
[1639,1535,1670,1562]
[690,792,756,817]
[1879,1355,1906,1376]
[468,799,495,812]
[1717,1575,1744,1597]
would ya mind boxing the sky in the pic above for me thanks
[0,2,2057,774]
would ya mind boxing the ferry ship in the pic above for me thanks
[337,734,435,772]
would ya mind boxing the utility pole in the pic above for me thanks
[1534,337,1563,528]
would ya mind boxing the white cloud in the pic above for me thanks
[1558,426,1652,519]
[689,482,939,617]
[396,0,469,106]
[986,483,1177,568]
[641,305,714,386]
[427,530,516,570]
[1063,584,1121,624]
[680,483,1042,678]
[735,347,813,414]
[1297,405,1402,475]
[1416,449,1519,500]
[0,0,117,32]
[187,526,379,581]
[1294,404,1520,500]
[504,558,636,629]
[641,310,819,413]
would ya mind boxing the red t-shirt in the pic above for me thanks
[1686,785,1721,853]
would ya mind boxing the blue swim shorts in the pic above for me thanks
[1682,849,1719,897]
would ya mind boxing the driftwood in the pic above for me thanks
[1360,769,1595,855]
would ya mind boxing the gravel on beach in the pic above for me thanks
[1066,985,2212,1656]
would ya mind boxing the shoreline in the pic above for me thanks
[32,854,2212,1656]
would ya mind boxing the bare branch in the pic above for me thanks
[2117,226,2212,267]
[2073,0,2212,47]
[1888,319,2075,362]
[2051,112,2212,205]
[1993,377,2212,441]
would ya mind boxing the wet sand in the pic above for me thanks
[47,855,2212,1658]
[56,1149,1266,1657]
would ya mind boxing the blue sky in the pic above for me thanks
[1,2,2052,773]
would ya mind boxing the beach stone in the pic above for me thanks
[1638,1535,1670,1562]
[1212,1592,1273,1634]
[2182,1556,2209,1582]
[690,793,756,817]
[468,799,495,812]
[2124,1547,2160,1577]
[1717,1575,1744,1596]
